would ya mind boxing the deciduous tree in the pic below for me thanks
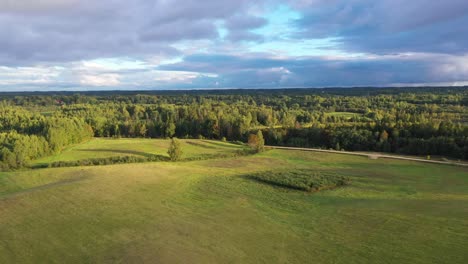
[167,137,183,161]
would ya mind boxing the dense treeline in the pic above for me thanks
[264,123,468,158]
[0,105,93,169]
[1,87,467,169]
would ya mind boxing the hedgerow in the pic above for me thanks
[32,149,254,169]
[46,155,167,168]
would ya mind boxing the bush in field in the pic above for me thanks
[247,169,351,192]
[167,137,183,161]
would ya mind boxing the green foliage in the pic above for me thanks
[248,169,351,192]
[167,138,183,161]
[45,117,93,153]
[256,130,265,153]
[0,105,93,170]
[1,87,468,166]
[0,132,50,169]
[45,155,168,168]
[29,138,249,168]
[164,119,176,138]
[335,142,341,151]
[248,130,265,153]
[34,143,251,168]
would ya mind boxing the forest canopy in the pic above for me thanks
[1,87,467,170]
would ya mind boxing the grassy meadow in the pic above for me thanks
[325,111,362,119]
[1,139,467,263]
[31,138,245,167]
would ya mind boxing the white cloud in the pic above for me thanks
[0,65,61,85]
[79,74,120,86]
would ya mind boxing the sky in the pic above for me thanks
[1,0,468,91]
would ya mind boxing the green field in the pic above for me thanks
[32,138,245,167]
[1,139,468,263]
[325,111,363,120]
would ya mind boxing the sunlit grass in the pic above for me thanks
[31,138,245,167]
[1,144,467,263]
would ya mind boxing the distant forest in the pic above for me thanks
[1,87,468,169]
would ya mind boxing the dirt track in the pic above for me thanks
[267,146,468,167]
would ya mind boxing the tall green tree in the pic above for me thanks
[167,137,183,161]
[165,119,176,138]
[256,130,265,153]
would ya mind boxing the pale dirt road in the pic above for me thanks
[267,146,468,167]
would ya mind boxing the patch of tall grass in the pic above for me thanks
[247,169,351,192]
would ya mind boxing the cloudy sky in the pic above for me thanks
[1,0,468,91]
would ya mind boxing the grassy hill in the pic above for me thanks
[1,139,467,263]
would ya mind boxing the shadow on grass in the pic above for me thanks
[185,141,219,149]
[242,174,307,192]
[77,149,156,158]
[243,170,352,193]
[30,152,169,169]
[30,163,50,169]
[1,174,89,200]
[201,140,243,149]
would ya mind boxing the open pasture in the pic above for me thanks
[31,138,244,167]
[1,141,467,263]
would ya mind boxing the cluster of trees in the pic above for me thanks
[264,122,468,158]
[248,131,265,153]
[54,102,281,140]
[0,87,467,169]
[0,105,93,170]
